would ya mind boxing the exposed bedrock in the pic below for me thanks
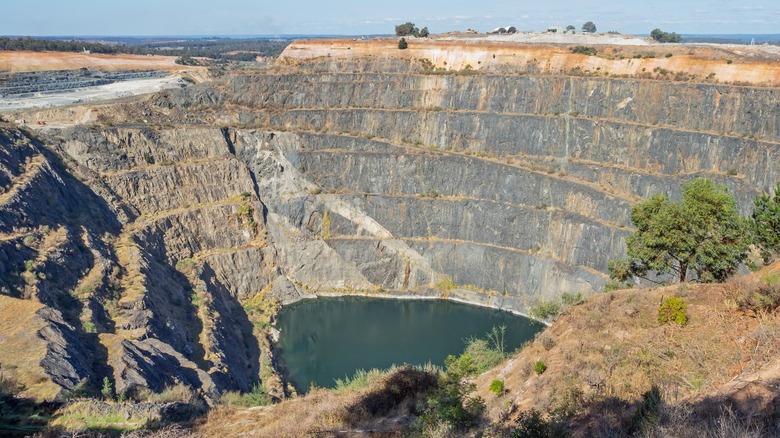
[222,73,780,142]
[2,53,779,399]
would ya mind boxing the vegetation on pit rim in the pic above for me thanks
[752,182,780,264]
[650,28,683,43]
[571,46,598,56]
[529,292,584,322]
[657,296,688,326]
[395,22,429,38]
[609,178,751,286]
[0,36,290,60]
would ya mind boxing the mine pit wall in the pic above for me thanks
[0,69,169,98]
[212,72,780,201]
[57,127,278,396]
[3,43,780,399]
[162,64,780,299]
[145,60,780,304]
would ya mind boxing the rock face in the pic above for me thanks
[1,44,778,399]
[0,69,167,98]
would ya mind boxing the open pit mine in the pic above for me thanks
[0,35,779,435]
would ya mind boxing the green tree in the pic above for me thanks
[612,178,750,284]
[582,21,597,33]
[419,27,430,37]
[566,25,576,32]
[398,37,408,50]
[395,22,419,36]
[419,354,485,431]
[101,377,113,400]
[752,183,780,263]
[650,28,682,43]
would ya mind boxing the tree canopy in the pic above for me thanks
[0,36,290,60]
[396,22,417,36]
[395,22,429,38]
[610,178,750,285]
[582,21,597,33]
[752,183,780,263]
[650,28,683,43]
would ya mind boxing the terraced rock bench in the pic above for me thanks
[0,69,168,98]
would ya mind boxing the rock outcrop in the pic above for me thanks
[1,39,778,400]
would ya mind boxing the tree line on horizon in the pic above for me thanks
[0,37,290,61]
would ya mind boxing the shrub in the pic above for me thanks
[398,38,408,50]
[658,297,687,326]
[512,409,570,437]
[83,321,97,334]
[571,46,597,56]
[137,383,197,404]
[418,370,485,432]
[489,379,505,396]
[530,300,561,321]
[101,377,113,400]
[553,381,585,417]
[560,292,584,306]
[735,274,780,313]
[220,382,270,407]
[604,279,628,292]
[534,360,547,375]
[0,369,24,400]
[436,277,457,292]
[631,385,662,431]
[444,326,508,381]
[333,368,386,392]
[175,55,200,66]
[540,334,556,350]
[751,183,780,263]
[463,339,504,373]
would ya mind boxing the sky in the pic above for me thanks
[4,0,779,37]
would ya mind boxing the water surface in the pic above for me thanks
[276,297,543,392]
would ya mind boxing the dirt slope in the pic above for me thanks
[475,263,780,432]
[280,38,780,87]
[0,51,196,73]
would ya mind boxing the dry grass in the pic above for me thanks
[0,295,60,400]
[0,50,200,73]
[280,38,780,87]
[476,263,780,431]
[134,384,197,404]
[198,366,436,436]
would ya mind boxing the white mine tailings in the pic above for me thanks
[0,75,187,113]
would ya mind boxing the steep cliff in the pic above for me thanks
[1,39,778,401]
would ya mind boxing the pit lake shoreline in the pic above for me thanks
[274,295,546,392]
[274,288,552,326]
